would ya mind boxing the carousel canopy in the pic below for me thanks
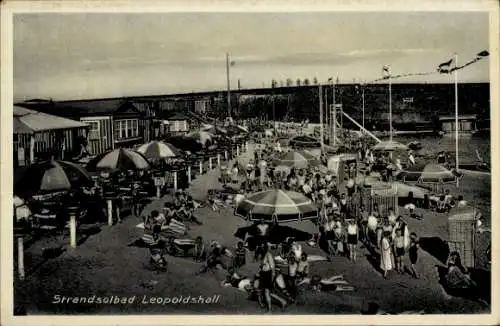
[419,164,457,183]
[86,148,150,172]
[235,189,318,223]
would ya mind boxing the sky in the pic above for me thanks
[13,12,490,101]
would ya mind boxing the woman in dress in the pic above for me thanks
[380,231,393,279]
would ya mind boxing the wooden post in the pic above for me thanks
[69,213,77,248]
[224,150,228,160]
[17,237,25,281]
[156,185,161,198]
[116,205,121,222]
[245,141,249,152]
[209,157,213,170]
[173,171,178,191]
[188,165,192,183]
[199,160,203,174]
[107,199,113,226]
[236,145,240,156]
[29,135,35,164]
[217,154,221,166]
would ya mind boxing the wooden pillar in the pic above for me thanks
[217,154,221,166]
[173,171,178,191]
[224,150,228,160]
[236,145,240,156]
[107,199,113,226]
[156,185,161,198]
[69,211,77,248]
[188,165,192,183]
[29,135,35,164]
[17,236,25,280]
[209,157,213,170]
[199,160,203,174]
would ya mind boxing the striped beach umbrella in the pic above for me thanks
[86,148,150,172]
[272,150,319,169]
[235,189,318,223]
[136,141,181,161]
[186,130,213,146]
[15,160,93,198]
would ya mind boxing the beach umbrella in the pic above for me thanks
[201,124,228,135]
[86,148,151,172]
[273,150,319,169]
[186,130,213,146]
[235,189,318,223]
[418,163,457,183]
[15,160,93,198]
[372,140,408,151]
[136,141,182,161]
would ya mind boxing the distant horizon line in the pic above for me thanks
[14,80,490,104]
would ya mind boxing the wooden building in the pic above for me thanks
[13,106,89,165]
[16,99,148,155]
[439,114,478,134]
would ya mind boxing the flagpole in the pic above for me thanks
[226,52,231,118]
[333,78,337,146]
[389,68,392,142]
[362,83,365,133]
[319,85,324,153]
[325,84,329,142]
[454,54,459,170]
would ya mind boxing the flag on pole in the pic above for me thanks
[382,65,391,78]
[437,58,454,73]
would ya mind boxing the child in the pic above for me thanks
[233,241,247,270]
[409,232,419,278]
[393,229,405,274]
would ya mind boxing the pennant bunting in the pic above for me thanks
[437,58,454,74]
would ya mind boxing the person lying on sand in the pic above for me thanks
[221,268,253,292]
[297,274,355,292]
[196,241,232,275]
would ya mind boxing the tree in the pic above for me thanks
[279,80,284,87]
[296,79,301,86]
[313,77,318,85]
[286,78,293,86]
[304,78,310,86]
[271,79,277,88]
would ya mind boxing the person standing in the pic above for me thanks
[346,219,359,262]
[380,231,393,279]
[408,232,420,279]
[259,242,275,313]
[393,228,405,274]
[233,241,247,270]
